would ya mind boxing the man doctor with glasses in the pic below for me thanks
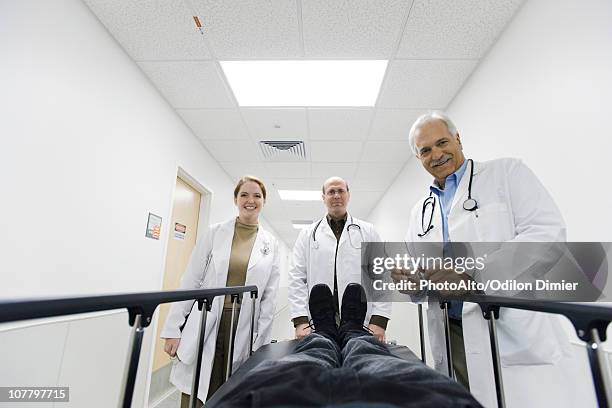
[289,176,392,342]
[396,111,575,408]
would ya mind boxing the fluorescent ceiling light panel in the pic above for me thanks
[292,223,311,230]
[293,220,313,230]
[221,60,388,106]
[278,190,321,201]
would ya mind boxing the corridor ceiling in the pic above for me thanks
[84,0,524,246]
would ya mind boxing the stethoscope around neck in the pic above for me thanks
[311,214,364,249]
[419,158,478,237]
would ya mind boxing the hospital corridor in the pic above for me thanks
[1,0,612,407]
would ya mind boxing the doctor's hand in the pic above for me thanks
[163,338,181,358]
[368,324,386,342]
[295,323,312,340]
[423,267,473,298]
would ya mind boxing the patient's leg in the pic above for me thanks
[341,334,483,407]
[212,334,342,407]
[341,334,438,380]
[259,332,341,369]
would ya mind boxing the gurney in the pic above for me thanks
[206,297,612,408]
[2,286,611,407]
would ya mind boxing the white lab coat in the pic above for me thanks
[406,158,579,408]
[289,213,392,324]
[161,218,280,402]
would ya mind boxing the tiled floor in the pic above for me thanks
[149,363,181,408]
[151,388,181,408]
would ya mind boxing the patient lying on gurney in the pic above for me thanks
[213,283,482,407]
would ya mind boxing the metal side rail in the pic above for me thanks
[0,286,258,408]
[428,294,612,408]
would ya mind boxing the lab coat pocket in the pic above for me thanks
[498,309,560,366]
[176,303,217,365]
[473,202,513,241]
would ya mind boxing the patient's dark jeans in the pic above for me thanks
[215,333,482,408]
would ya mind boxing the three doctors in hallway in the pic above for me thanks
[396,111,579,408]
[161,176,280,406]
[289,176,392,342]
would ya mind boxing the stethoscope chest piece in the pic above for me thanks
[419,159,479,237]
[463,198,478,211]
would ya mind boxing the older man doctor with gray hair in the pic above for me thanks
[397,111,583,408]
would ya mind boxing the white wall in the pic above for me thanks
[0,312,133,408]
[0,0,290,298]
[372,0,612,243]
[370,0,611,402]
[0,0,290,406]
[368,160,434,354]
[446,0,612,242]
[369,159,430,241]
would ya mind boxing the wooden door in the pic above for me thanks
[153,177,201,371]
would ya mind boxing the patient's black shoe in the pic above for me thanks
[308,284,338,342]
[339,283,371,342]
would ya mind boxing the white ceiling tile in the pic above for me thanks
[262,208,290,224]
[269,178,320,190]
[219,162,268,181]
[350,178,389,192]
[83,0,502,239]
[348,191,384,219]
[261,190,287,218]
[310,141,363,162]
[84,0,210,60]
[285,202,323,220]
[350,191,384,205]
[203,140,260,162]
[193,0,301,58]
[310,163,357,181]
[178,109,248,140]
[301,0,411,58]
[261,200,287,219]
[369,109,424,141]
[396,0,524,59]
[138,61,235,108]
[348,178,385,193]
[264,163,311,179]
[354,162,405,180]
[308,109,373,141]
[242,109,308,141]
[377,60,478,108]
[360,141,412,162]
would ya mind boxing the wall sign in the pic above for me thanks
[146,213,162,240]
[174,223,187,240]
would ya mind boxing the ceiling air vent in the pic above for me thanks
[259,140,306,161]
